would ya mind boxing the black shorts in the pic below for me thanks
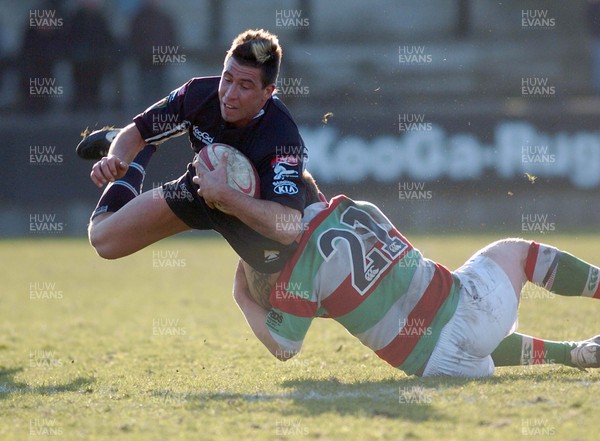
[162,162,215,230]
[161,163,297,273]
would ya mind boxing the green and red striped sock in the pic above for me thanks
[525,242,600,298]
[491,333,576,367]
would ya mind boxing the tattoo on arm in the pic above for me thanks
[244,263,278,310]
[251,270,272,300]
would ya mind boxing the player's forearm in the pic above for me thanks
[238,296,283,359]
[221,191,302,245]
[108,123,147,163]
[233,262,288,359]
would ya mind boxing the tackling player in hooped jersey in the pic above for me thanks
[234,191,600,377]
[83,29,309,274]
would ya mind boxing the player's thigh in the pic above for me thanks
[458,256,518,350]
[89,187,190,258]
[423,256,520,377]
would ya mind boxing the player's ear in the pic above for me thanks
[263,83,275,99]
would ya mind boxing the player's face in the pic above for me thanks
[219,57,275,127]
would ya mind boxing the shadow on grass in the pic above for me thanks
[181,367,593,419]
[0,367,94,400]
[183,377,449,420]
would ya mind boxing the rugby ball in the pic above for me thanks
[195,143,260,213]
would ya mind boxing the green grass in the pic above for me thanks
[1,234,600,440]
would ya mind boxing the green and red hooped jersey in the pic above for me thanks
[265,195,461,375]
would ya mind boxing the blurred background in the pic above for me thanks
[2,0,600,236]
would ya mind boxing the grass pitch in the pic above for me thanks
[1,234,600,440]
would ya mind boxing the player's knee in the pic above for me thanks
[484,238,530,259]
[480,238,530,296]
[481,238,530,271]
[88,223,120,260]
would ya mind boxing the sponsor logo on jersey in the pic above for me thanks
[273,180,299,195]
[178,182,194,202]
[271,154,300,167]
[264,250,280,263]
[192,126,214,145]
[273,163,299,181]
[268,310,284,325]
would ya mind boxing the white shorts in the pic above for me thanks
[422,255,519,377]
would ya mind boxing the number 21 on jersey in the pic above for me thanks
[317,206,409,295]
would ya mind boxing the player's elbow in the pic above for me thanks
[274,224,302,246]
[277,234,298,247]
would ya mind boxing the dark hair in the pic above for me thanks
[225,29,282,88]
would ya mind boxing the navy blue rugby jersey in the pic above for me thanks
[133,76,307,214]
[132,77,308,273]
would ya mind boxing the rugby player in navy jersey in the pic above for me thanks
[81,29,309,273]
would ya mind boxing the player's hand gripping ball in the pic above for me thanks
[194,143,260,214]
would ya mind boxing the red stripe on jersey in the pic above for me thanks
[269,195,348,317]
[320,243,412,318]
[593,277,600,299]
[375,264,454,367]
[532,337,545,365]
[320,274,359,317]
[525,242,539,282]
[270,291,318,317]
